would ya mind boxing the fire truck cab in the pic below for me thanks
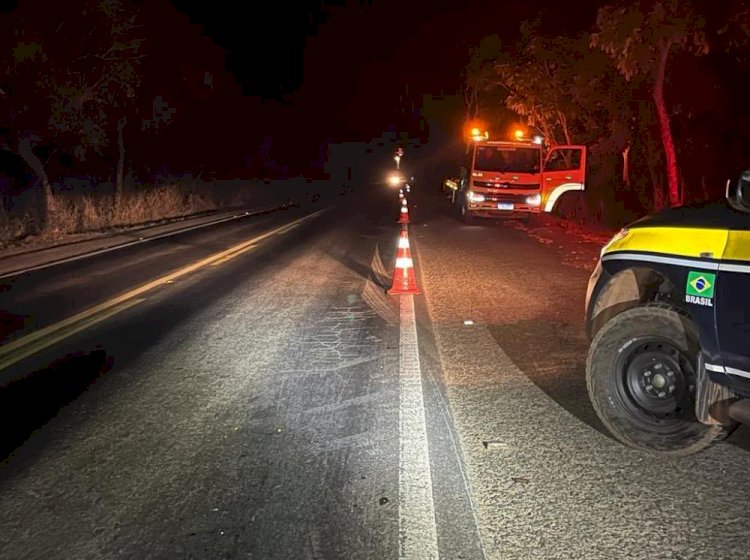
[446,139,587,222]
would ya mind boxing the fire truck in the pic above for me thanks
[444,132,586,222]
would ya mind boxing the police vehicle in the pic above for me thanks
[585,170,750,455]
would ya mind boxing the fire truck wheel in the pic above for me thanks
[586,304,731,456]
[450,194,460,217]
[459,199,475,223]
[450,189,457,206]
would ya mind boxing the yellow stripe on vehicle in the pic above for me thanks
[723,231,750,262]
[605,226,729,259]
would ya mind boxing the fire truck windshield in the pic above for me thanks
[474,145,540,174]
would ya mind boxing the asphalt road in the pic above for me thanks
[0,183,749,559]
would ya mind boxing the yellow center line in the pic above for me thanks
[0,208,326,370]
[272,221,303,236]
[210,244,257,266]
[208,221,306,267]
[0,298,146,372]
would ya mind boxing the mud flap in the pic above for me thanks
[695,355,738,426]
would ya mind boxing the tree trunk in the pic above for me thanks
[622,145,630,186]
[114,116,127,212]
[18,136,55,231]
[557,111,572,145]
[464,84,478,123]
[647,156,666,212]
[540,121,557,147]
[653,42,680,207]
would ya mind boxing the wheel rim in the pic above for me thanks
[614,337,696,428]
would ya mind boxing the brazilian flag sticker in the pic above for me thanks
[686,271,715,297]
[686,271,716,300]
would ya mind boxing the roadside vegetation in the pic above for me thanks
[463,0,750,227]
[0,179,244,247]
[0,0,286,249]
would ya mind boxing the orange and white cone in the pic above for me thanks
[388,229,421,295]
[398,198,410,224]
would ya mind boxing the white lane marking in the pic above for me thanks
[399,294,439,559]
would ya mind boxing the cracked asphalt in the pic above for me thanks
[0,184,748,559]
[413,190,750,560]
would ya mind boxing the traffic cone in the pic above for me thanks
[388,229,421,295]
[398,188,404,200]
[398,198,410,224]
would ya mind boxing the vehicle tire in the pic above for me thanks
[449,192,460,217]
[459,199,475,223]
[586,303,732,456]
[553,191,584,220]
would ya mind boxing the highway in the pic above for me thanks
[0,184,748,559]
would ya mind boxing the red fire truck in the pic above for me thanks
[444,134,587,223]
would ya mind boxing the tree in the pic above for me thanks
[566,38,635,185]
[475,23,633,151]
[493,22,581,146]
[0,22,58,228]
[716,0,750,57]
[48,0,144,209]
[462,35,503,123]
[94,0,144,210]
[591,0,709,208]
[0,0,144,228]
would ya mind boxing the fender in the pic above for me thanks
[544,182,584,213]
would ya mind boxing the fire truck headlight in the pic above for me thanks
[526,194,542,206]
[468,191,485,203]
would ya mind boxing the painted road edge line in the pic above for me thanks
[0,209,326,370]
[399,294,439,559]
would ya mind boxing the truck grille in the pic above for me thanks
[472,181,539,190]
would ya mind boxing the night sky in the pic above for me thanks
[170,0,604,169]
[0,0,620,177]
